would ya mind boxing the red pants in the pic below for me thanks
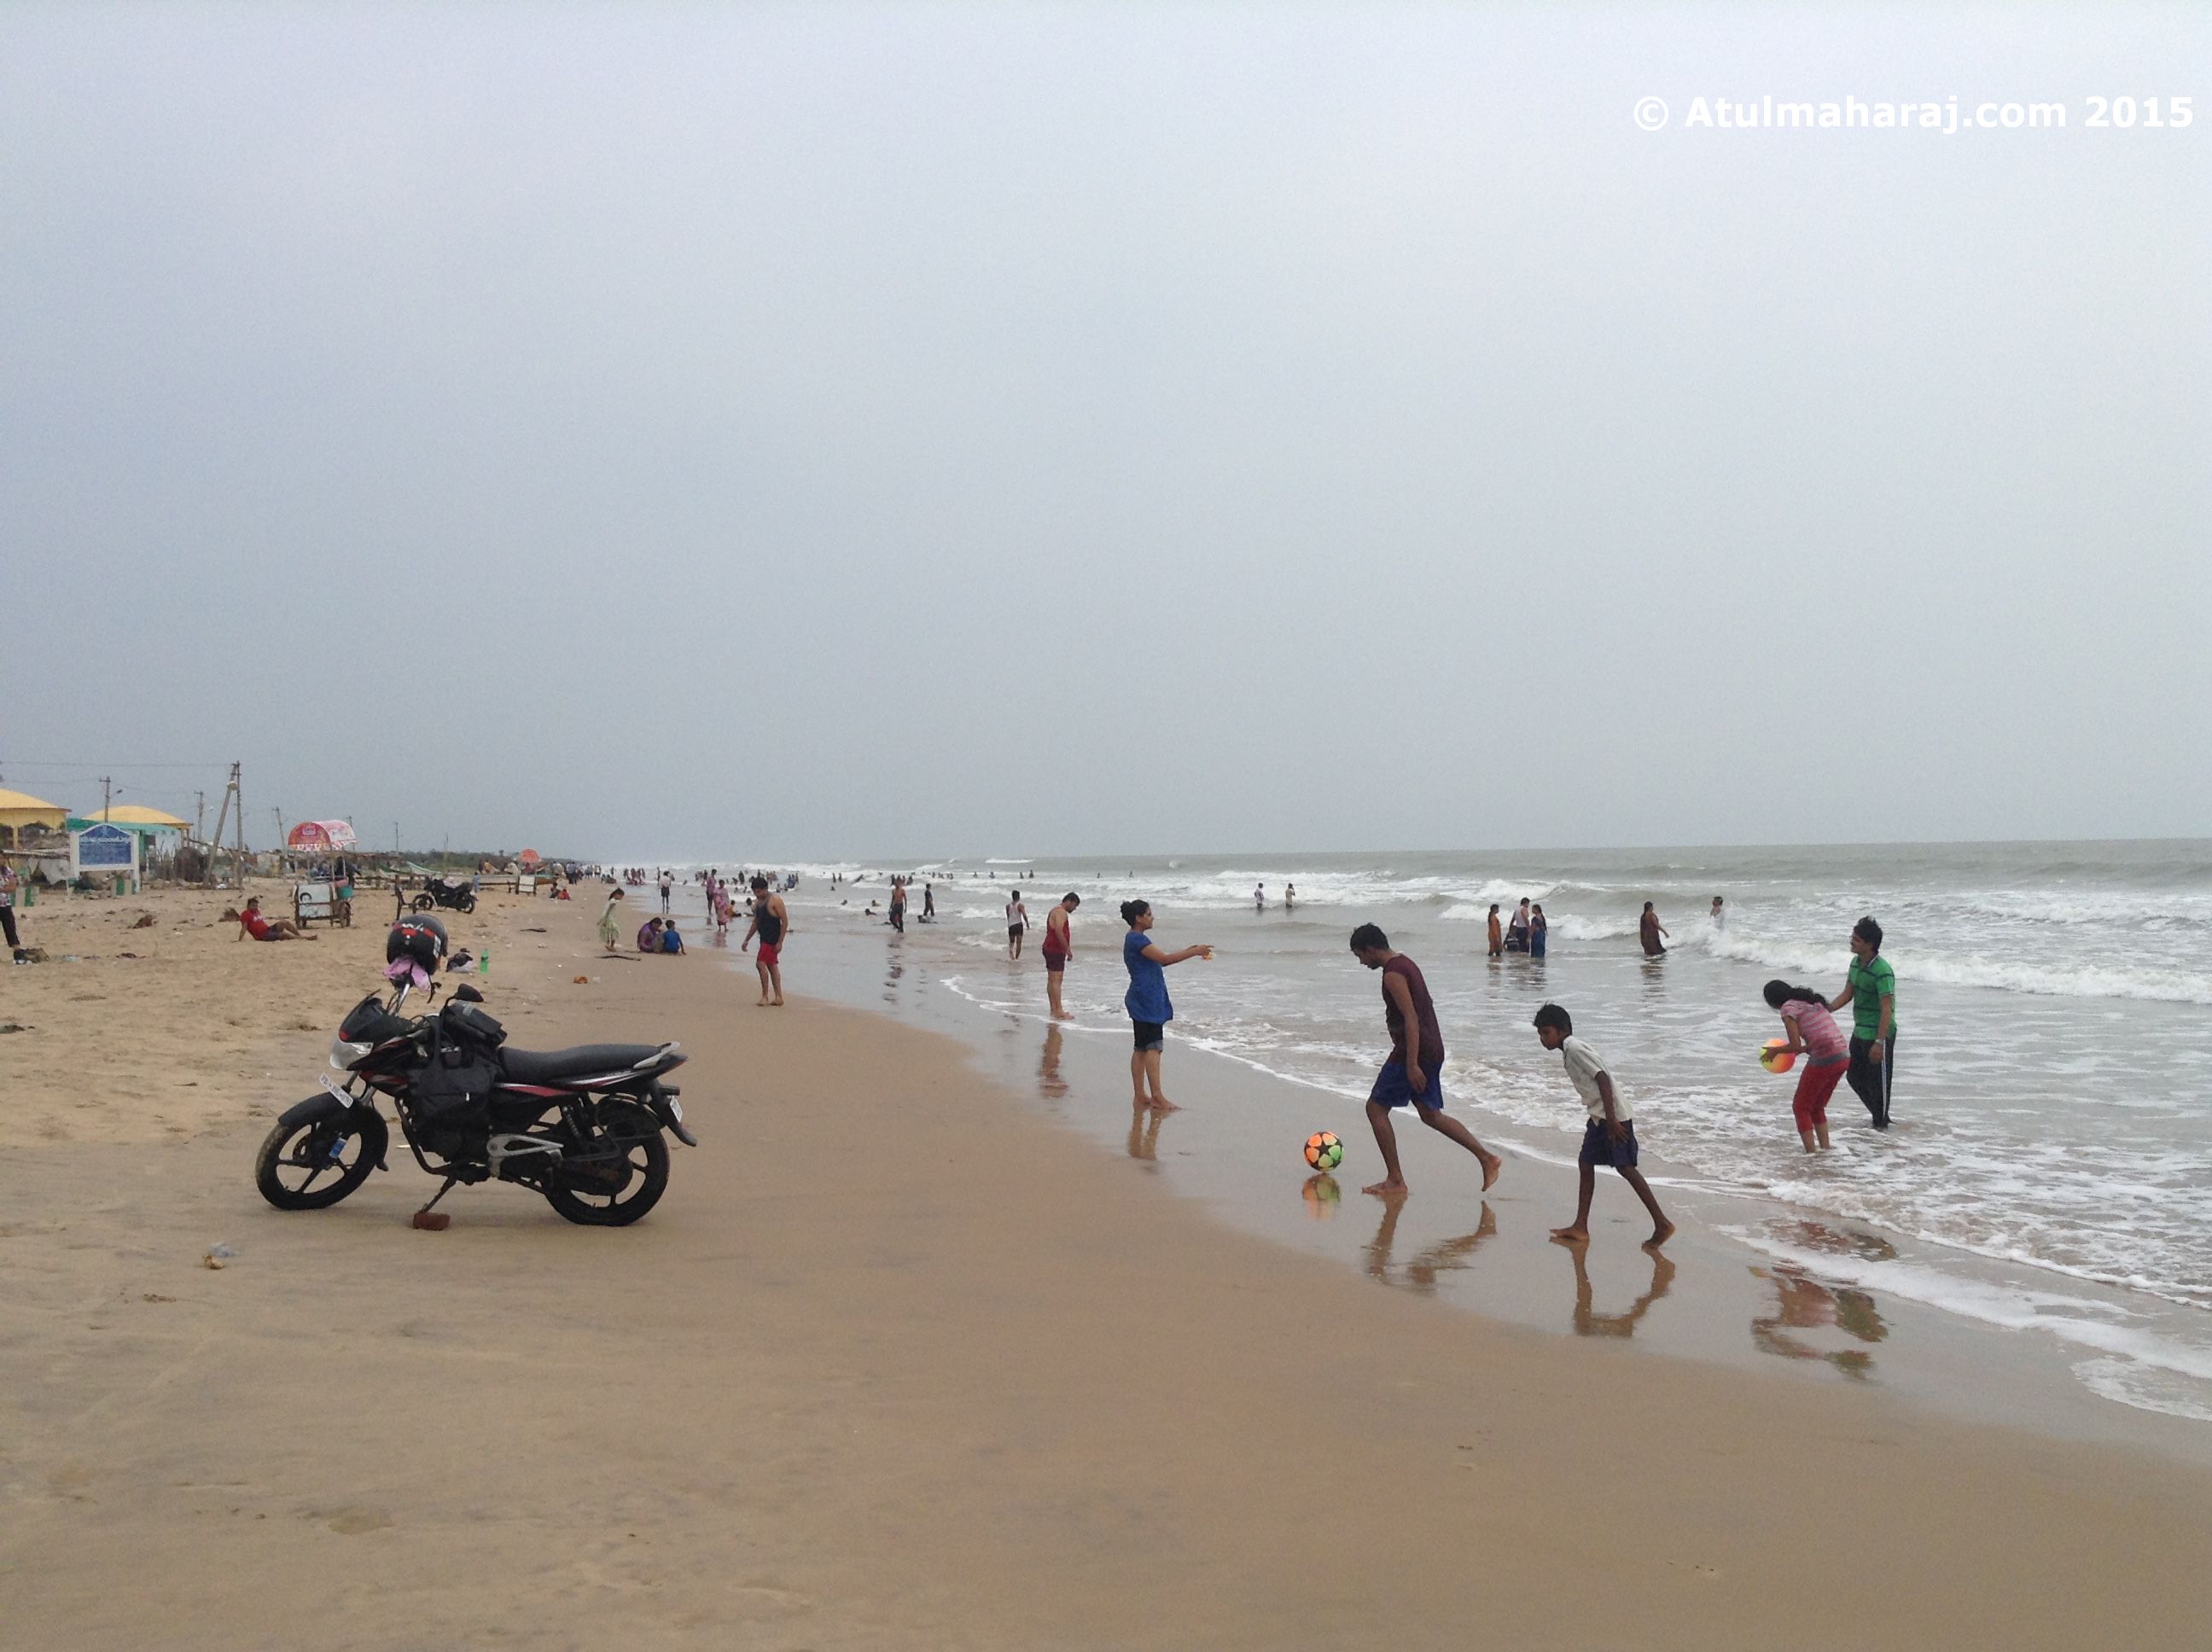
[1793,1059,1847,1132]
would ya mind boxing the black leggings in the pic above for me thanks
[1,905,17,951]
[1846,1034,1895,1127]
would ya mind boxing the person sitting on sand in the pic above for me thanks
[1534,1003,1673,1249]
[597,887,625,952]
[661,917,685,954]
[234,895,316,942]
[1348,922,1501,1198]
[637,915,665,953]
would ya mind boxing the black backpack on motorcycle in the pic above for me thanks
[410,999,508,1146]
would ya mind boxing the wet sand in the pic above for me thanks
[3,888,2209,1647]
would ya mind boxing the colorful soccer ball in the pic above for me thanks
[1305,1131,1344,1171]
[1760,1038,1798,1073]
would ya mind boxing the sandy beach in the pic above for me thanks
[0,881,2205,1649]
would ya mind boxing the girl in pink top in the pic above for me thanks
[1764,980,1848,1153]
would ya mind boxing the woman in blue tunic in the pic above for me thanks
[1121,899,1214,1112]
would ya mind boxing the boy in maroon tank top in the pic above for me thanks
[1348,924,1503,1197]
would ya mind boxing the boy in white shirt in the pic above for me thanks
[1534,1003,1674,1249]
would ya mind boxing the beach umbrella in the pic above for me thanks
[519,847,542,865]
[287,819,358,852]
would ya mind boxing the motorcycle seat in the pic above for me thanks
[501,1043,669,1085]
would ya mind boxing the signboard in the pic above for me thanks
[72,823,141,881]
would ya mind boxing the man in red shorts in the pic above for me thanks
[741,875,789,1006]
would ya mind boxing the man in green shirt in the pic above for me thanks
[1830,916,1896,1129]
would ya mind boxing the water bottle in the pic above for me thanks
[479,947,490,976]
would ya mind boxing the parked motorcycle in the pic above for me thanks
[410,875,478,916]
[253,916,696,1225]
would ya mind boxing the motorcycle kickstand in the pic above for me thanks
[411,1177,461,1231]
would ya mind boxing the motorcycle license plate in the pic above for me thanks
[318,1076,356,1108]
[666,1097,684,1123]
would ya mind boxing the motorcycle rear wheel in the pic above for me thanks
[457,893,477,914]
[410,893,434,913]
[254,1108,385,1210]
[542,1099,668,1226]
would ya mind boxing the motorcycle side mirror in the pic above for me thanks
[452,983,486,1004]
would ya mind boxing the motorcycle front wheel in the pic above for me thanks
[456,894,477,914]
[410,893,434,913]
[254,1108,386,1210]
[542,1099,669,1226]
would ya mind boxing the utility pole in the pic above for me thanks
[206,765,236,885]
[100,776,114,821]
[195,791,206,841]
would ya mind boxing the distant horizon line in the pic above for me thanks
[597,834,2210,867]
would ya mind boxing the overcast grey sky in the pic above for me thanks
[3,3,2205,861]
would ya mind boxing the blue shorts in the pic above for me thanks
[1579,1118,1639,1168]
[1132,1019,1165,1052]
[1370,1060,1443,1111]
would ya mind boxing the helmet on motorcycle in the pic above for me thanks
[387,914,449,973]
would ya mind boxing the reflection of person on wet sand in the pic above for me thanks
[1126,1102,1164,1162]
[1749,1265,1889,1377]
[1563,1243,1675,1338]
[1364,1197,1497,1294]
[1038,1025,1068,1102]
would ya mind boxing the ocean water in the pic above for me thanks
[672,841,2212,1423]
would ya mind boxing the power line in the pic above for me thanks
[0,759,235,769]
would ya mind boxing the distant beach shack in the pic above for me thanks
[0,787,68,850]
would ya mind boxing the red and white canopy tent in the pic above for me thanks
[286,819,358,853]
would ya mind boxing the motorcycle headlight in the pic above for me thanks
[329,1038,374,1072]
